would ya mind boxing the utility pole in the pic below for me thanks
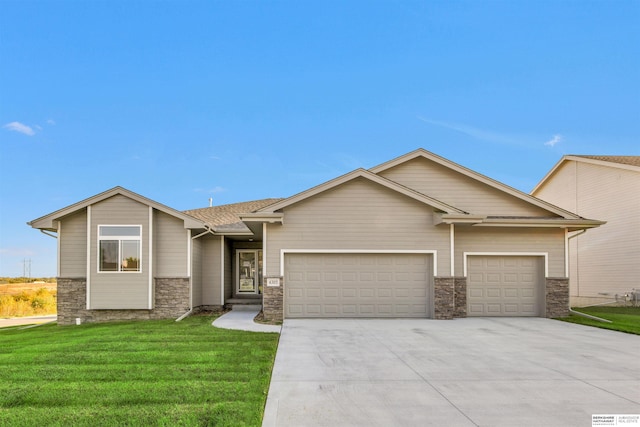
[23,258,31,280]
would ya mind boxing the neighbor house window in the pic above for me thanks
[98,225,141,272]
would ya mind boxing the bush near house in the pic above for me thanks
[0,314,279,426]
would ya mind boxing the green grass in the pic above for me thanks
[558,306,640,335]
[0,315,279,426]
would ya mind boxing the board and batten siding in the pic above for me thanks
[535,161,640,297]
[153,210,189,277]
[378,157,552,216]
[223,238,232,302]
[266,177,450,277]
[201,235,222,306]
[59,209,87,277]
[89,195,150,309]
[455,227,566,277]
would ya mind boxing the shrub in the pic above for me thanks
[0,288,56,317]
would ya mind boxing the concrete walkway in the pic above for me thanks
[0,315,57,328]
[212,309,281,333]
[263,317,640,427]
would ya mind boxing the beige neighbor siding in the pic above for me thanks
[153,210,189,277]
[534,161,640,298]
[191,238,202,307]
[89,195,150,309]
[59,209,87,277]
[455,227,566,277]
[201,234,223,306]
[379,157,552,216]
[266,177,449,277]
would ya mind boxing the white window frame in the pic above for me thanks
[97,225,143,273]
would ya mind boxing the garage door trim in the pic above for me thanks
[463,252,548,277]
[280,249,438,276]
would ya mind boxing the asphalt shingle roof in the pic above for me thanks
[183,198,284,229]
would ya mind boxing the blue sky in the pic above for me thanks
[1,0,639,277]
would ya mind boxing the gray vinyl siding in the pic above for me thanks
[455,227,566,277]
[191,238,202,307]
[379,157,553,216]
[89,195,150,309]
[59,209,87,277]
[534,161,640,297]
[266,177,450,277]
[201,235,222,306]
[153,210,188,277]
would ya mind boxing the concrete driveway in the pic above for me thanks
[263,318,640,427]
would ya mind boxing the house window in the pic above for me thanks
[98,225,141,272]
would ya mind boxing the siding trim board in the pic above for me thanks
[148,207,153,309]
[463,252,549,277]
[86,205,91,310]
[279,249,438,277]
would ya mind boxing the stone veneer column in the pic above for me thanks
[433,277,455,320]
[453,277,467,318]
[263,276,284,322]
[546,277,570,318]
[56,277,88,326]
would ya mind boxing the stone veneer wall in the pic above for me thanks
[263,277,284,322]
[433,277,455,320]
[545,277,570,318]
[56,277,190,325]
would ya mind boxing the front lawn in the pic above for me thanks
[0,315,279,426]
[558,306,640,335]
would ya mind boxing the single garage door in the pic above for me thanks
[467,256,543,316]
[285,253,431,318]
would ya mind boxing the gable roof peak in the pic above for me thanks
[254,166,466,214]
[370,148,582,220]
[28,186,204,231]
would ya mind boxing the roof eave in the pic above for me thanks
[238,213,285,223]
[472,218,606,230]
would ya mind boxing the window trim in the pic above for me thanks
[97,225,142,273]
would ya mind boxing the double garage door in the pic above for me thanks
[284,253,544,318]
[285,253,431,318]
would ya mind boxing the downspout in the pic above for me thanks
[569,308,612,323]
[176,225,216,322]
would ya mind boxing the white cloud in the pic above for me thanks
[417,116,520,146]
[193,186,226,194]
[3,121,35,136]
[46,119,56,125]
[544,134,562,147]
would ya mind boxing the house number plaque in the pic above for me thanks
[266,278,281,287]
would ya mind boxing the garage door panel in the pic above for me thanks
[285,253,431,318]
[467,256,542,317]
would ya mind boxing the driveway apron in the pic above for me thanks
[263,318,640,427]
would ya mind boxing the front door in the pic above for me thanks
[236,250,263,295]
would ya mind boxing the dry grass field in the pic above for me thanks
[0,282,57,318]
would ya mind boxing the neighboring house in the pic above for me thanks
[29,149,603,325]
[532,155,640,306]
